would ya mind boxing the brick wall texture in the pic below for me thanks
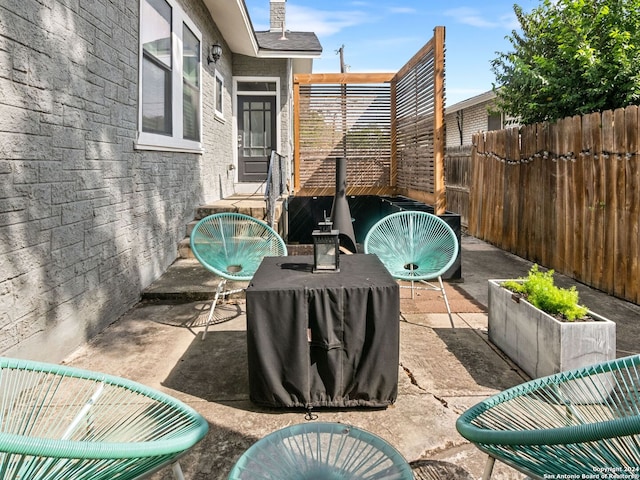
[0,0,242,361]
[445,100,494,147]
[269,0,286,31]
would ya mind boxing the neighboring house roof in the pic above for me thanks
[446,90,496,114]
[201,0,322,59]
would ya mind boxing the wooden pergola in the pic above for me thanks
[293,26,446,214]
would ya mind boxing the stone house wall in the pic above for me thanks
[0,0,234,361]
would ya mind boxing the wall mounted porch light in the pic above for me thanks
[208,43,222,65]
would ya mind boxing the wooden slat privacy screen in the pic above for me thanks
[293,27,446,211]
[394,29,445,211]
[395,64,436,194]
[295,78,393,195]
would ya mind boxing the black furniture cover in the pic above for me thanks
[246,254,400,409]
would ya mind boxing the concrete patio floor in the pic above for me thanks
[62,235,640,479]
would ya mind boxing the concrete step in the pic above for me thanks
[196,205,268,221]
[194,195,282,222]
[178,238,194,259]
[142,259,248,303]
[186,220,197,237]
[144,247,316,303]
[157,196,305,302]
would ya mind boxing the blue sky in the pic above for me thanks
[244,0,539,106]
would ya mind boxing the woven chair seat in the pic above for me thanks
[191,213,287,282]
[0,357,208,480]
[228,422,413,479]
[456,354,640,479]
[364,211,459,322]
[189,213,287,338]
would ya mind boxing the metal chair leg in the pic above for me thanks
[438,275,454,327]
[414,276,454,327]
[481,455,496,480]
[202,279,226,341]
[172,461,185,480]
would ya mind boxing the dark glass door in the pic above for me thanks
[237,95,276,182]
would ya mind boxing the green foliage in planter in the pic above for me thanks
[501,265,588,321]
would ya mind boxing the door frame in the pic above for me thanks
[233,76,281,192]
[236,94,277,183]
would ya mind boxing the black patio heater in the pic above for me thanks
[330,157,357,253]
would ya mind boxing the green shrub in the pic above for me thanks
[501,265,588,321]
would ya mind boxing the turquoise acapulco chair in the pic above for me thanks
[364,211,459,324]
[456,354,640,479]
[0,356,209,480]
[228,422,414,479]
[190,212,287,339]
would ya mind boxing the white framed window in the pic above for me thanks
[488,111,503,131]
[136,0,203,153]
[214,71,224,119]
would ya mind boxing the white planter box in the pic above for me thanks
[488,279,616,379]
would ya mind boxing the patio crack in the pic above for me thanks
[400,363,449,409]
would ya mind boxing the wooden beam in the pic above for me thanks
[390,78,398,188]
[394,37,435,81]
[294,73,395,85]
[295,186,398,197]
[293,81,301,192]
[396,188,437,206]
[433,26,446,215]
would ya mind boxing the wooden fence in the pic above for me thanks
[445,145,471,229]
[468,106,640,303]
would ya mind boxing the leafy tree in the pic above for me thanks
[492,0,640,124]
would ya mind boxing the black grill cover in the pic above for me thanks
[246,254,400,408]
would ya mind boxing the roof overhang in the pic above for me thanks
[446,90,497,114]
[201,0,322,61]
[256,50,322,59]
[201,0,258,57]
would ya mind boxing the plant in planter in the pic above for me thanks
[488,265,616,379]
[501,265,588,321]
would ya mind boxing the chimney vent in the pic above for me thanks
[270,0,286,32]
[330,157,357,253]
